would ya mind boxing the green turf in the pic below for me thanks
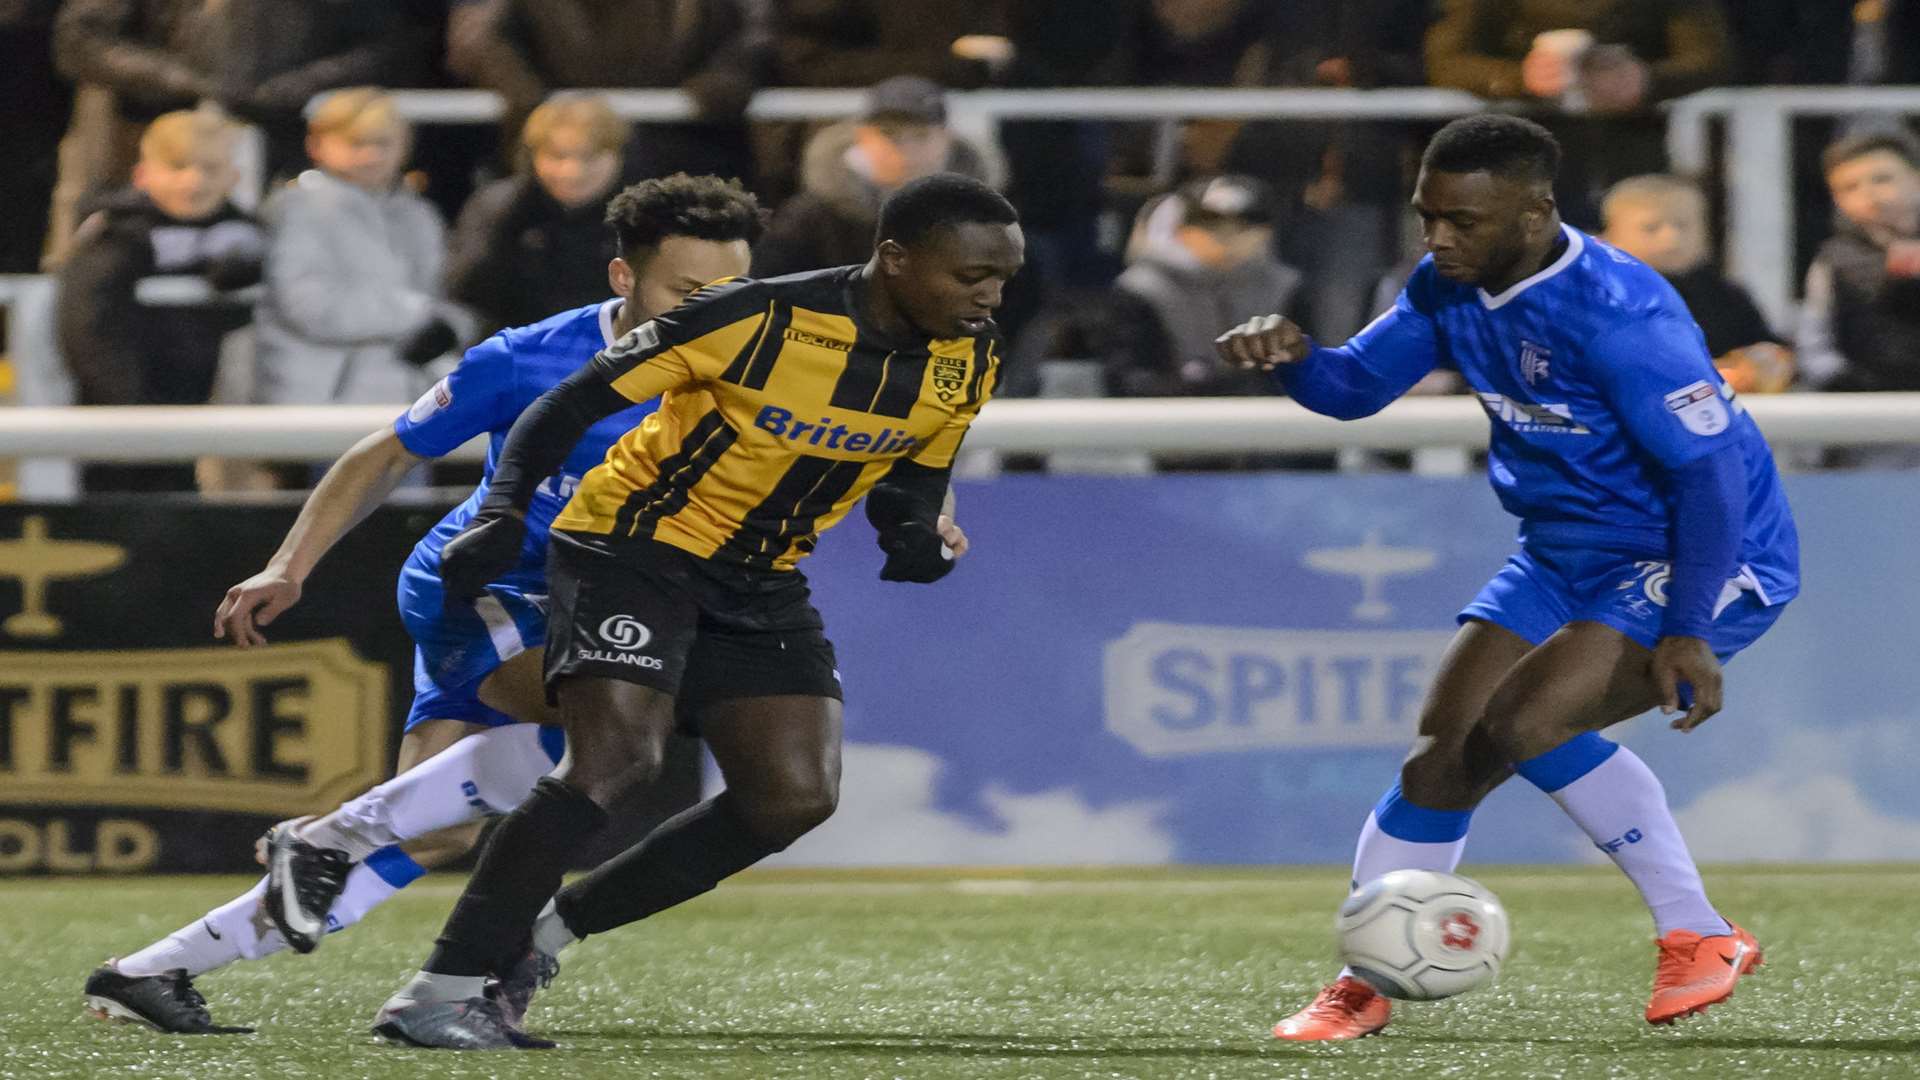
[6,866,1920,1079]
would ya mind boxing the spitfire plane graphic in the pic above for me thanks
[1302,529,1437,622]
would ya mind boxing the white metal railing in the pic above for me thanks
[357,85,1489,192]
[348,86,1489,124]
[0,396,1914,462]
[10,86,1920,471]
[1665,86,1920,333]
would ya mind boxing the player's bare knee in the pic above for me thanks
[736,789,836,849]
[1477,694,1565,765]
[561,716,668,806]
[1398,743,1479,811]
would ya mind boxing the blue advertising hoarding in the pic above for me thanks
[769,471,1920,866]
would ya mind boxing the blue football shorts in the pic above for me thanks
[395,554,547,732]
[1459,544,1786,663]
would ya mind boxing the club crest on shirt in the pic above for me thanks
[931,354,969,403]
[1518,340,1551,386]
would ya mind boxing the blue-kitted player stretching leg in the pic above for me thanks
[1217,114,1799,1039]
[83,175,770,1033]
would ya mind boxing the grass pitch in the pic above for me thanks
[6,866,1920,1079]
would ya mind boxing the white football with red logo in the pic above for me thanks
[1335,869,1510,1000]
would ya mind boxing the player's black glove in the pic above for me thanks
[400,318,459,368]
[877,520,955,584]
[439,511,526,601]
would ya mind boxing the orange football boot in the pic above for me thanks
[1272,976,1391,1041]
[1645,923,1762,1025]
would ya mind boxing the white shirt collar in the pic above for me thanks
[598,298,624,347]
[1478,223,1583,310]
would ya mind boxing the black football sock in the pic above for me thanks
[553,792,785,938]
[424,777,607,977]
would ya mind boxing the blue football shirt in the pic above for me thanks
[392,299,661,593]
[1277,224,1799,604]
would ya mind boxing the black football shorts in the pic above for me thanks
[543,529,842,717]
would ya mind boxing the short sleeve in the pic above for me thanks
[392,333,516,457]
[1585,313,1740,469]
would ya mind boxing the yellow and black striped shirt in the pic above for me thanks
[553,266,999,570]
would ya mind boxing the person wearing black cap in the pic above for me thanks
[751,75,998,278]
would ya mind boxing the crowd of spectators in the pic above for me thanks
[2,0,1918,490]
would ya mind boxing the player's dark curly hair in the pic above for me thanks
[605,173,766,262]
[1421,114,1562,186]
[875,173,1019,249]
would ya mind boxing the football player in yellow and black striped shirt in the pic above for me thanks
[376,174,1023,1048]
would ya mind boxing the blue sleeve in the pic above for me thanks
[1271,291,1439,421]
[392,332,518,458]
[1662,444,1747,639]
[1584,314,1740,469]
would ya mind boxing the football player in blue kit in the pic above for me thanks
[83,175,771,1033]
[1216,115,1799,1039]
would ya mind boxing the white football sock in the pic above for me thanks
[119,851,433,980]
[1350,809,1469,890]
[118,877,285,977]
[322,848,429,934]
[530,897,579,958]
[387,971,488,1008]
[1517,733,1730,938]
[300,724,563,860]
[1340,785,1472,981]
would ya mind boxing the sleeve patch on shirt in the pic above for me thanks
[1664,380,1730,436]
[407,376,453,423]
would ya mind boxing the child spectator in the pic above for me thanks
[751,76,997,278]
[447,93,629,337]
[55,108,264,492]
[1796,133,1920,393]
[254,88,473,408]
[1600,174,1792,394]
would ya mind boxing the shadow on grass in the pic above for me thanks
[539,1029,1275,1059]
[1394,1033,1920,1054]
[534,1028,1920,1058]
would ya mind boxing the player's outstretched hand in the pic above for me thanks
[1652,636,1722,732]
[1214,314,1310,372]
[878,520,956,584]
[215,570,301,648]
[440,510,527,601]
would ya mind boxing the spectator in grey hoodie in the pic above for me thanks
[254,88,474,408]
[1107,175,1302,397]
